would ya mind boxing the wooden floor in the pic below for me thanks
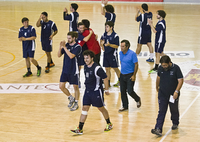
[0,1,200,142]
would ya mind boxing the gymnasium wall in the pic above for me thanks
[164,0,200,3]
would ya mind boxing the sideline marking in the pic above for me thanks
[0,50,16,67]
[159,93,200,142]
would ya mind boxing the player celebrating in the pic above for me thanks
[71,50,113,134]
[135,3,154,62]
[148,10,166,73]
[63,3,79,32]
[58,32,81,111]
[36,12,58,73]
[101,0,116,25]
[18,17,41,77]
[100,21,120,87]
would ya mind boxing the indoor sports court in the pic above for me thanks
[0,0,200,141]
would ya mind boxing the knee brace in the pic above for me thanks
[82,111,88,115]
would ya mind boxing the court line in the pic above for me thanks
[0,59,24,71]
[0,50,16,67]
[159,93,200,142]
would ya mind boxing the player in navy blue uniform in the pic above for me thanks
[151,55,183,136]
[100,21,120,87]
[148,10,166,74]
[36,12,58,73]
[71,50,113,135]
[63,3,79,32]
[101,0,116,25]
[18,17,41,77]
[58,32,81,111]
[135,3,154,62]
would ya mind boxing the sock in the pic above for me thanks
[51,59,53,64]
[150,53,154,59]
[155,64,159,70]
[75,100,78,103]
[106,118,111,124]
[79,122,84,130]
[27,68,31,72]
[36,65,41,70]
[47,62,50,67]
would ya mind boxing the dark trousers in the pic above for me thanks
[155,94,180,132]
[120,73,140,109]
[94,52,101,66]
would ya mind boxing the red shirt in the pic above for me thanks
[79,28,101,55]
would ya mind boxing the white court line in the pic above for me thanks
[0,28,18,33]
[159,93,200,142]
[0,59,24,71]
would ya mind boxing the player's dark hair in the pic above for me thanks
[67,31,78,39]
[105,4,114,13]
[142,3,148,11]
[121,40,130,49]
[77,22,84,27]
[21,17,29,23]
[82,19,90,29]
[105,21,114,28]
[83,50,95,59]
[41,11,48,17]
[157,10,166,19]
[71,3,78,11]
[160,55,171,64]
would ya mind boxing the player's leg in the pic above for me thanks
[112,67,120,87]
[136,43,142,55]
[105,67,111,87]
[70,84,80,111]
[71,105,90,134]
[23,57,32,77]
[146,42,154,62]
[98,106,113,131]
[169,97,180,130]
[29,54,42,77]
[45,51,51,73]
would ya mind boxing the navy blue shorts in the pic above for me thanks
[60,72,79,85]
[42,40,52,52]
[83,89,105,107]
[155,42,166,53]
[138,34,151,44]
[23,50,35,58]
[103,52,119,68]
[78,54,85,66]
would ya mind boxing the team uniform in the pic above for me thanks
[63,12,79,32]
[83,62,107,107]
[77,33,88,66]
[18,25,36,58]
[60,43,81,85]
[155,19,166,53]
[136,12,152,44]
[40,20,57,52]
[105,12,116,25]
[101,31,119,68]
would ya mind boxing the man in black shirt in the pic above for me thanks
[151,55,184,137]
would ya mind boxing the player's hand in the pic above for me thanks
[95,34,98,40]
[64,7,68,13]
[49,35,53,40]
[40,14,43,19]
[148,18,153,26]
[130,75,136,81]
[89,30,93,35]
[137,8,140,13]
[19,38,22,41]
[21,37,26,41]
[105,91,110,95]
[60,40,65,47]
[173,92,178,100]
[104,41,110,46]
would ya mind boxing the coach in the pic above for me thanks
[118,40,141,112]
[151,55,184,136]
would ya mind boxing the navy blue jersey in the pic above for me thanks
[63,12,79,32]
[155,19,166,43]
[40,20,57,42]
[136,12,152,36]
[105,12,116,25]
[61,43,81,74]
[84,62,107,91]
[18,25,36,51]
[77,32,88,52]
[101,31,119,54]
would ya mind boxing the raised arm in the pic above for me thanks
[135,8,141,21]
[58,41,65,57]
[36,14,42,27]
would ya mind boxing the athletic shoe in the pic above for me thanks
[37,67,41,77]
[146,58,154,62]
[70,102,79,111]
[49,63,55,68]
[70,127,83,135]
[171,124,178,130]
[151,128,162,137]
[45,66,50,73]
[118,108,128,112]
[113,81,120,87]
[68,96,75,108]
[23,72,32,77]
[137,99,141,108]
[104,123,113,131]
[148,68,157,74]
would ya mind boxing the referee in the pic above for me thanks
[118,40,141,112]
[151,55,184,136]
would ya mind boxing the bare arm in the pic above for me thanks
[148,19,157,33]
[20,36,36,41]
[62,46,76,59]
[83,30,93,42]
[156,76,160,92]
[36,14,42,27]
[49,30,58,40]
[101,0,107,16]
[103,77,110,95]
[100,40,105,51]
[135,9,140,21]
[105,42,119,49]
[58,41,65,57]
[130,62,138,81]
[173,78,184,99]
